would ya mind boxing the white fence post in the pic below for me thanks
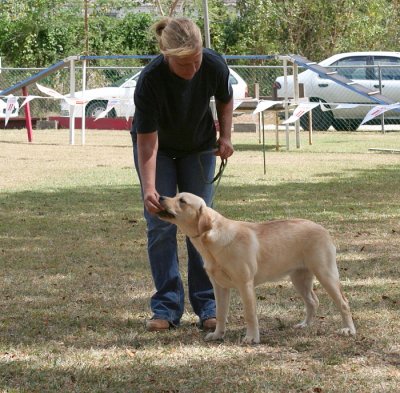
[81,59,87,145]
[293,62,300,148]
[283,57,290,150]
[69,58,76,145]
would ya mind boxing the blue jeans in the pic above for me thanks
[133,142,216,326]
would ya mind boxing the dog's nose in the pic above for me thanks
[159,196,165,201]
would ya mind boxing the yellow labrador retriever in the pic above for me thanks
[158,192,356,344]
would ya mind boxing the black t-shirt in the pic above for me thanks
[131,48,233,157]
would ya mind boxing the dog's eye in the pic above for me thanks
[179,198,187,205]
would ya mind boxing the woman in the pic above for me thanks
[131,17,234,331]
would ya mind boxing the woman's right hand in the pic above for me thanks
[143,188,163,214]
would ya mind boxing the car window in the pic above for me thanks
[112,74,132,87]
[373,56,400,80]
[113,72,141,87]
[330,56,370,80]
[123,78,137,88]
[229,74,238,85]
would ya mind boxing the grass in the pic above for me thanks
[1,128,399,392]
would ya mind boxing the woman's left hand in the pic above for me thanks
[216,136,234,160]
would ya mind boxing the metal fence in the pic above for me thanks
[2,56,400,132]
[0,60,281,118]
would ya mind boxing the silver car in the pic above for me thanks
[274,51,400,130]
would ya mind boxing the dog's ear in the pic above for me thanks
[197,205,213,235]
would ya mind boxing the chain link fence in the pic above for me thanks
[1,56,400,131]
[0,66,71,118]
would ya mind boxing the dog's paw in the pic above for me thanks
[204,331,224,341]
[293,321,309,329]
[241,335,260,345]
[337,327,356,336]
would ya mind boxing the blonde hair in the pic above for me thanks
[153,17,203,57]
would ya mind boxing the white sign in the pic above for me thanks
[95,98,120,120]
[282,102,319,124]
[320,103,361,111]
[361,102,400,125]
[334,103,361,110]
[36,83,66,100]
[5,95,18,126]
[253,100,281,114]
[20,95,39,109]
[36,83,77,106]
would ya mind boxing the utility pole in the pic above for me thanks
[202,0,211,48]
[84,0,89,55]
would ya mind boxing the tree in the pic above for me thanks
[154,0,182,16]
[0,0,147,67]
[118,13,158,55]
[230,0,400,61]
[2,0,400,67]
[0,0,84,66]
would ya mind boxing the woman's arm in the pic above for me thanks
[137,132,163,214]
[215,97,234,159]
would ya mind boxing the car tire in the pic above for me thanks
[331,119,361,131]
[85,100,117,118]
[300,99,333,131]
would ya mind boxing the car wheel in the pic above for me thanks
[331,119,361,131]
[300,99,333,131]
[85,100,116,118]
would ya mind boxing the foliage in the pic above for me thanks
[1,0,400,67]
[0,0,151,67]
[195,0,234,52]
[117,12,158,55]
[0,0,83,67]
[229,0,400,61]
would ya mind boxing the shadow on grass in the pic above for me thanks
[0,164,399,391]
[0,326,394,392]
[0,346,356,392]
[233,142,279,152]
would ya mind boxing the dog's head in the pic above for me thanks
[157,192,214,238]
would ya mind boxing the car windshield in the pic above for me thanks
[229,74,238,85]
[111,72,141,87]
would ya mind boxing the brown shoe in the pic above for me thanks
[202,318,217,331]
[146,319,170,332]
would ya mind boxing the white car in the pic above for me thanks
[274,51,400,130]
[61,68,248,118]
